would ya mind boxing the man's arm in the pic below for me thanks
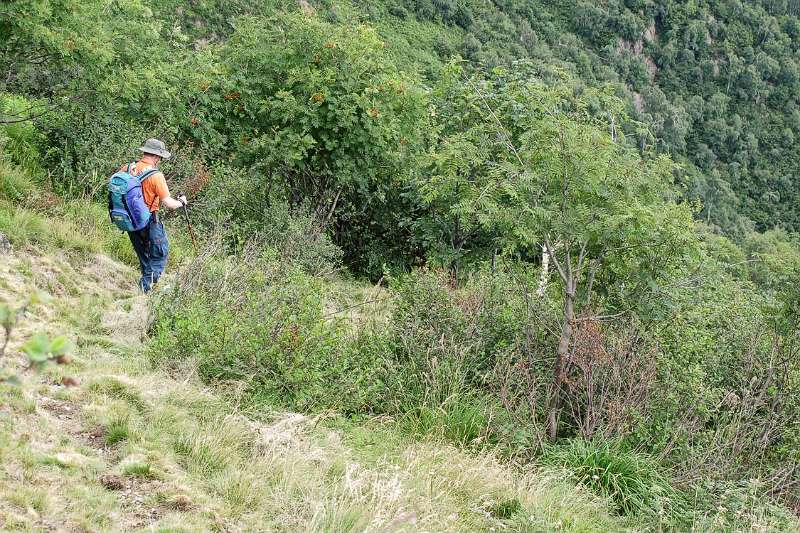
[153,173,187,209]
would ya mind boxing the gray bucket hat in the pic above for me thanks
[138,138,171,160]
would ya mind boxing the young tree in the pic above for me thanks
[484,71,697,440]
[412,63,511,275]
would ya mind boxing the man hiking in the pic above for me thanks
[116,139,187,293]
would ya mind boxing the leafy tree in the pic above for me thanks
[480,71,696,440]
[213,12,430,273]
[0,0,212,193]
[411,63,507,274]
[742,229,800,329]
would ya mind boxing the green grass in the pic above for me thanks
[5,486,49,514]
[0,200,96,254]
[172,419,251,476]
[87,377,147,412]
[541,439,684,521]
[0,156,191,266]
[0,158,37,201]
[122,461,155,478]
[105,413,131,445]
[38,453,73,469]
[400,395,492,446]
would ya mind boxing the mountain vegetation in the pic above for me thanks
[1,0,799,530]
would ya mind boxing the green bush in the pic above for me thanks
[149,246,387,414]
[201,173,345,276]
[0,93,45,176]
[151,251,558,453]
[687,480,800,532]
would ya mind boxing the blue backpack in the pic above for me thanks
[107,163,159,232]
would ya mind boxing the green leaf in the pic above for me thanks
[21,334,51,363]
[48,336,71,357]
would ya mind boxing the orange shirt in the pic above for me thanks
[120,161,170,212]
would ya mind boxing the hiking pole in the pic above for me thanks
[179,195,199,253]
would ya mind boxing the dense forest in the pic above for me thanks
[369,0,800,236]
[1,0,799,530]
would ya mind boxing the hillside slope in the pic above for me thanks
[0,247,634,532]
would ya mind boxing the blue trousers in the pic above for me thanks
[128,215,169,293]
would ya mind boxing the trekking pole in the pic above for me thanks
[179,195,199,253]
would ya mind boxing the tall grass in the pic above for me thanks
[541,439,685,521]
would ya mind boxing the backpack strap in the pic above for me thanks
[137,168,163,213]
[137,168,160,184]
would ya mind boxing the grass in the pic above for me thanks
[541,439,685,522]
[122,461,155,478]
[0,246,640,532]
[87,377,147,412]
[0,156,192,267]
[0,160,37,202]
[105,413,131,445]
[5,486,49,514]
[0,191,796,531]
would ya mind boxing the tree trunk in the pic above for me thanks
[547,280,575,442]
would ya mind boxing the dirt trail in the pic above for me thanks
[0,250,160,529]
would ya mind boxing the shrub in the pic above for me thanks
[383,267,537,446]
[688,480,800,531]
[151,254,552,449]
[0,93,45,176]
[147,245,800,517]
[637,258,800,505]
[202,183,344,277]
[149,241,385,414]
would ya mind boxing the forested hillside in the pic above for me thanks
[1,0,799,531]
[362,0,800,236]
[154,0,800,236]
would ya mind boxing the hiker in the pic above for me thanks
[112,139,187,293]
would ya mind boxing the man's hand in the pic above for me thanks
[162,195,188,210]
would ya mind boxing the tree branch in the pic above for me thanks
[576,239,589,276]
[463,75,525,168]
[574,310,629,322]
[544,237,568,285]
[0,106,55,124]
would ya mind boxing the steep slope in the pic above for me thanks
[0,247,634,531]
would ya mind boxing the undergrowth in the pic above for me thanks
[541,439,684,521]
[0,247,638,531]
[147,236,800,530]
